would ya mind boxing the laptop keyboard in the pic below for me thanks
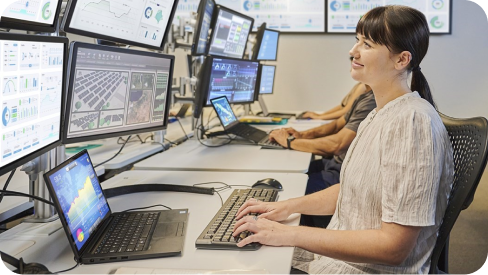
[94,212,160,254]
[260,138,284,149]
[230,124,259,137]
[195,188,278,250]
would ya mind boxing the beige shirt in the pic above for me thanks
[293,92,454,274]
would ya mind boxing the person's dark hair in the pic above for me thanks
[356,5,435,108]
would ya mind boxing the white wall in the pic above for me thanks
[169,0,488,119]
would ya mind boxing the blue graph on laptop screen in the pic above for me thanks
[212,97,237,127]
[48,152,110,251]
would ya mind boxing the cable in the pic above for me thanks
[117,135,143,144]
[0,190,54,206]
[94,135,131,168]
[122,204,172,212]
[0,168,16,204]
[196,124,234,147]
[176,117,189,141]
[143,134,154,143]
[52,262,79,274]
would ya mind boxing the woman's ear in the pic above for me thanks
[395,51,412,70]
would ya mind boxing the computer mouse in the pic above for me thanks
[252,178,283,191]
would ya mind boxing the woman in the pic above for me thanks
[300,57,370,120]
[233,5,453,274]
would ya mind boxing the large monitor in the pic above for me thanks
[62,0,179,50]
[252,27,280,61]
[0,0,63,32]
[197,56,260,109]
[63,42,174,144]
[191,0,216,56]
[207,5,253,59]
[258,65,276,95]
[0,33,68,176]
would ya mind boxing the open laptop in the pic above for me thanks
[210,96,284,149]
[44,150,189,264]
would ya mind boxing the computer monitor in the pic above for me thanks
[0,33,68,176]
[252,28,280,61]
[207,5,254,59]
[199,56,260,108]
[191,0,216,56]
[258,65,276,95]
[63,42,174,144]
[0,0,63,32]
[61,0,178,50]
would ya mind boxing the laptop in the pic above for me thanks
[210,96,284,149]
[44,150,189,264]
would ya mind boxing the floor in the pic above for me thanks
[449,168,488,274]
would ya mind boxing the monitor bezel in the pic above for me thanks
[61,0,179,50]
[206,4,254,59]
[193,56,211,119]
[0,0,63,33]
[202,55,261,107]
[252,28,280,61]
[257,64,276,97]
[62,42,174,144]
[43,149,112,263]
[0,33,69,177]
[191,0,216,56]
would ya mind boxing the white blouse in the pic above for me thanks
[293,92,454,274]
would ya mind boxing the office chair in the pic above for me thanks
[429,113,488,274]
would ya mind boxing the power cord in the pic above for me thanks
[117,135,143,144]
[192,181,253,206]
[52,262,80,274]
[176,117,189,141]
[0,190,54,206]
[122,204,172,212]
[94,135,132,168]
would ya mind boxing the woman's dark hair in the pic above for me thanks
[356,5,435,108]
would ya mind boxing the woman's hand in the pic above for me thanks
[235,198,292,222]
[232,215,297,247]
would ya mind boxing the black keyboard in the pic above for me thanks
[94,212,160,254]
[259,138,284,149]
[196,189,278,250]
[230,124,260,137]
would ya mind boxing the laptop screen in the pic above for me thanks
[47,151,110,251]
[211,96,238,127]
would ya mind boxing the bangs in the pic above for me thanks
[356,6,393,51]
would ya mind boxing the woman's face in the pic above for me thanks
[349,35,397,88]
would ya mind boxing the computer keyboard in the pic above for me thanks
[259,138,285,149]
[195,188,278,250]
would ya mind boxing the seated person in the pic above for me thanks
[270,86,375,194]
[300,57,368,120]
[233,6,454,274]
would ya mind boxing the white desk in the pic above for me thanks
[134,139,312,173]
[0,170,307,274]
[65,116,195,170]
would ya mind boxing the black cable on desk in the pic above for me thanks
[0,190,54,206]
[122,204,172,212]
[94,135,131,169]
[52,262,79,274]
[176,117,189,141]
[0,169,16,204]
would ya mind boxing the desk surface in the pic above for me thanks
[134,139,311,173]
[0,170,307,274]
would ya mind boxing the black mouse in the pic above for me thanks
[252,178,283,191]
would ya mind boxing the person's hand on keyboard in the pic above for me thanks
[235,198,291,222]
[300,111,318,119]
[232,215,296,248]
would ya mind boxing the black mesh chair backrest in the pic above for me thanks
[429,113,488,273]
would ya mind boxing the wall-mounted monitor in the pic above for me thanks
[0,33,68,176]
[63,42,174,144]
[0,0,63,32]
[207,5,254,59]
[327,0,452,34]
[62,0,179,50]
[191,0,216,56]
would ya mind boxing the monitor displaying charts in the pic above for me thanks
[203,56,260,106]
[253,28,279,61]
[207,5,254,59]
[62,0,179,50]
[64,42,174,143]
[327,0,452,34]
[258,65,275,95]
[0,33,68,176]
[0,0,63,32]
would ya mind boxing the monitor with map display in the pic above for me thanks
[63,42,174,144]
